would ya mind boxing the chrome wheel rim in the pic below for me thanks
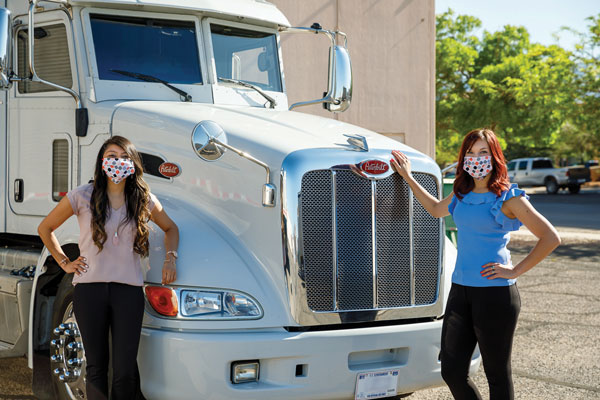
[50,302,86,399]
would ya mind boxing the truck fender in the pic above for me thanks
[28,233,80,369]
[145,194,291,325]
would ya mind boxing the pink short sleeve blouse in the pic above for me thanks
[66,183,157,286]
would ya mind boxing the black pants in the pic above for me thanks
[73,282,144,400]
[440,283,521,400]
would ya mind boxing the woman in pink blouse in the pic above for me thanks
[38,136,179,400]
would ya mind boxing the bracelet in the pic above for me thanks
[59,258,69,266]
[166,250,178,259]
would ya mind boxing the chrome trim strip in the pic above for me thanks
[409,185,415,306]
[438,177,445,302]
[331,170,338,311]
[371,179,378,308]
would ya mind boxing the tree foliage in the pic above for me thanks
[436,9,599,166]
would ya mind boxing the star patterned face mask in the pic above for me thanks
[102,158,135,184]
[463,155,492,180]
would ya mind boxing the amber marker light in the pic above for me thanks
[145,286,178,316]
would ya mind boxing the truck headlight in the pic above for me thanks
[180,289,262,318]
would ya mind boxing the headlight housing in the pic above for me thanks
[144,286,263,320]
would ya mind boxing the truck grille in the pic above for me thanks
[300,170,440,312]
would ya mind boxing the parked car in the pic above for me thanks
[507,157,586,194]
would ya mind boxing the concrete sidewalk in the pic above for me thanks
[512,226,600,244]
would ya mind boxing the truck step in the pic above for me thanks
[0,247,39,353]
[0,247,41,273]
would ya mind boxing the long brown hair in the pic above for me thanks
[454,129,510,199]
[90,136,151,256]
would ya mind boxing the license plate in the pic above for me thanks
[354,369,399,400]
[577,178,586,183]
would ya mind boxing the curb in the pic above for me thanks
[511,228,600,244]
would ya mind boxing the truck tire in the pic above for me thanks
[545,178,559,194]
[49,274,145,400]
[50,274,87,400]
[568,184,581,194]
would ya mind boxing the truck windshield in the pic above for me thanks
[90,15,202,84]
[211,24,282,92]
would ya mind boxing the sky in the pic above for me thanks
[435,0,599,51]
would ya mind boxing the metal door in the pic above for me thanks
[7,13,76,221]
[512,160,530,185]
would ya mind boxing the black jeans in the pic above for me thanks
[440,283,521,400]
[73,282,144,400]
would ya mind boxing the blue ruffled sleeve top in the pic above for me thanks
[448,183,529,287]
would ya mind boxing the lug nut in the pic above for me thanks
[53,367,63,376]
[67,342,83,351]
[50,354,63,363]
[67,358,82,367]
[64,329,80,337]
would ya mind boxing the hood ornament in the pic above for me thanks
[343,133,368,152]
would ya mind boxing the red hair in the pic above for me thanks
[453,129,510,199]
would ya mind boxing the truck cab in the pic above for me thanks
[0,1,478,399]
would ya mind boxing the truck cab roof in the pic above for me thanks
[67,0,290,27]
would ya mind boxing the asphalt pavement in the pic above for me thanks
[523,185,600,231]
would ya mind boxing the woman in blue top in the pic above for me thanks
[391,129,560,400]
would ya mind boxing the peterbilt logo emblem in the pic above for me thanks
[359,160,389,174]
[158,162,181,178]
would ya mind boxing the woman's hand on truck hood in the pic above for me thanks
[391,150,412,180]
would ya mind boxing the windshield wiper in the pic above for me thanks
[111,69,192,102]
[218,77,277,109]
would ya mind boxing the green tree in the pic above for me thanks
[436,9,577,165]
[558,14,600,162]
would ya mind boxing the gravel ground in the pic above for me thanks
[1,240,598,400]
[0,356,35,400]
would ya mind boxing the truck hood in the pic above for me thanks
[110,101,429,168]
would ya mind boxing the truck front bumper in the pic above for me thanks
[138,319,480,400]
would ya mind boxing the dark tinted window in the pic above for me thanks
[507,161,516,171]
[532,160,553,169]
[90,15,202,84]
[518,161,528,170]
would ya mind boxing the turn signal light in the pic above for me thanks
[145,286,178,316]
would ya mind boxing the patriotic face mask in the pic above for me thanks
[102,158,135,184]
[463,155,492,180]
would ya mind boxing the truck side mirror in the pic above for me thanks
[325,45,352,113]
[284,26,352,113]
[0,8,12,90]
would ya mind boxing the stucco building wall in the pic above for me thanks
[272,0,436,158]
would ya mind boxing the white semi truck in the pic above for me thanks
[0,0,479,399]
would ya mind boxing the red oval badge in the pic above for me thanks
[360,160,389,175]
[158,162,181,178]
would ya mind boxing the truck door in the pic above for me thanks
[7,12,76,220]
[513,160,530,185]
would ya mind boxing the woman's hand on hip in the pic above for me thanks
[390,150,412,180]
[63,256,88,276]
[162,259,177,285]
[481,262,518,280]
